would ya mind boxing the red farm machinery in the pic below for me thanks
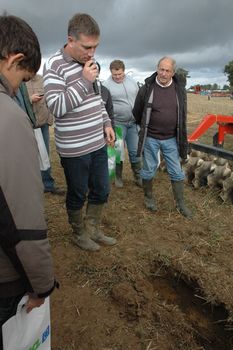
[188,114,233,160]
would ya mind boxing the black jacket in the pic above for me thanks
[133,72,188,159]
[100,83,114,129]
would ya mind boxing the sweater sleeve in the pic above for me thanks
[43,62,93,119]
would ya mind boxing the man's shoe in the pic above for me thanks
[44,187,65,196]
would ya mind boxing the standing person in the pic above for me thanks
[26,74,65,195]
[103,60,141,188]
[0,14,57,349]
[96,62,114,129]
[133,56,192,218]
[43,13,116,251]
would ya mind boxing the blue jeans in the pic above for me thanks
[60,146,110,210]
[0,294,24,350]
[141,137,185,181]
[41,124,55,191]
[116,121,141,164]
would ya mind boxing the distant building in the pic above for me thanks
[194,85,201,94]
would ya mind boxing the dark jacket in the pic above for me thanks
[100,83,114,129]
[133,72,188,159]
[0,74,56,298]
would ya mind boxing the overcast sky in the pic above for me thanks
[1,0,233,87]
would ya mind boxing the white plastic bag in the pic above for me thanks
[114,126,125,163]
[34,128,50,171]
[107,145,116,180]
[2,296,51,350]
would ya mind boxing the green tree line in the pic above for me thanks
[175,60,233,90]
[224,60,233,88]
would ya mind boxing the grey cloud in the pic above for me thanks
[1,0,232,86]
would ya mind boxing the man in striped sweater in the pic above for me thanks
[43,13,116,251]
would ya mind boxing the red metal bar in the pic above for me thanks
[188,114,233,142]
[218,123,233,145]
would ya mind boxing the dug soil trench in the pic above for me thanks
[47,94,233,350]
[150,266,232,349]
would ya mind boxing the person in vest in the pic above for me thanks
[26,74,65,195]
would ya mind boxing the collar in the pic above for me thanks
[0,74,14,97]
[155,76,173,88]
[61,46,80,64]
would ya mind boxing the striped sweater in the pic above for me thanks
[43,48,111,157]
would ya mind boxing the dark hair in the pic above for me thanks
[68,13,100,39]
[109,60,125,71]
[0,15,41,73]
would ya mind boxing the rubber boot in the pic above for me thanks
[171,181,193,219]
[115,161,123,188]
[86,204,117,245]
[142,179,157,211]
[131,161,142,187]
[67,209,100,251]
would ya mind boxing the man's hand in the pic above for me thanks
[82,59,98,83]
[25,295,45,313]
[105,126,115,146]
[31,94,43,103]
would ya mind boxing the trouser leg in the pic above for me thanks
[115,161,123,188]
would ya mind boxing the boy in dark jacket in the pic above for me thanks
[0,14,56,349]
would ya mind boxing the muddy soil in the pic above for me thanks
[46,94,233,350]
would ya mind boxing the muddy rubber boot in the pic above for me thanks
[142,179,157,211]
[115,161,123,188]
[86,204,117,246]
[171,181,193,219]
[67,209,100,251]
[131,161,142,187]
